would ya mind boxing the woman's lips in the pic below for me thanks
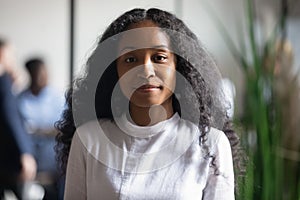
[135,84,162,93]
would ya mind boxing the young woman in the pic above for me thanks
[56,8,242,200]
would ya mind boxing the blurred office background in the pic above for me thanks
[0,0,299,199]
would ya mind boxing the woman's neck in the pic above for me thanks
[30,84,44,96]
[129,98,174,126]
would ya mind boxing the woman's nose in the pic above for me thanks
[138,57,155,79]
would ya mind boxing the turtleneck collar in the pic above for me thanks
[115,112,180,139]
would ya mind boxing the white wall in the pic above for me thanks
[0,0,69,90]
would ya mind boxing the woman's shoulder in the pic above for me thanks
[75,118,115,142]
[177,118,200,136]
[206,127,231,153]
[76,118,114,131]
[208,127,225,143]
[178,118,225,142]
[73,118,117,157]
[178,118,228,151]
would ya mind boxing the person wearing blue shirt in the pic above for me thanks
[18,58,64,135]
[18,58,65,199]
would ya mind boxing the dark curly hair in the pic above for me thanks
[55,8,244,183]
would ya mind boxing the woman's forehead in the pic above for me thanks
[118,27,171,53]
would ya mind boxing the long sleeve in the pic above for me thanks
[64,132,87,200]
[0,74,33,155]
[202,132,235,200]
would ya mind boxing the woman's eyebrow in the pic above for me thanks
[119,45,170,54]
[151,45,169,50]
[119,46,135,54]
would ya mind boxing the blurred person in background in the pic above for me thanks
[18,58,65,199]
[0,38,37,199]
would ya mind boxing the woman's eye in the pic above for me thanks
[154,55,167,62]
[125,57,136,63]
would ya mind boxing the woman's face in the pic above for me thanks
[116,20,176,108]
